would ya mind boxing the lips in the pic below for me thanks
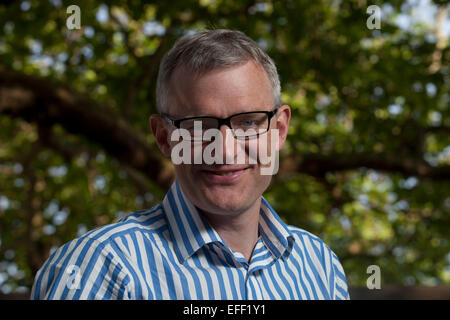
[200,166,250,184]
[208,171,238,176]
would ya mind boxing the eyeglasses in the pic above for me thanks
[162,107,279,141]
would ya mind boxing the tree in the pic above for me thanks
[0,0,449,295]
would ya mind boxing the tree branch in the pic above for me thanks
[38,124,159,207]
[282,153,450,180]
[0,66,173,189]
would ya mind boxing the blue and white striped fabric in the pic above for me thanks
[31,180,349,300]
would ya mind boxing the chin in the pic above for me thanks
[200,186,249,215]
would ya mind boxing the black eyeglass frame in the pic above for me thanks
[161,106,280,139]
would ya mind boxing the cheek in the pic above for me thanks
[251,172,272,199]
[245,131,278,165]
[173,164,194,184]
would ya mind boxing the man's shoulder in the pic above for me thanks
[31,205,168,299]
[286,225,349,300]
[81,204,167,245]
[287,224,341,260]
[49,205,167,257]
[287,225,327,245]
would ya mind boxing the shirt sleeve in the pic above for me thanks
[330,252,350,300]
[31,237,131,300]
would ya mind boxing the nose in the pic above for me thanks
[219,124,237,164]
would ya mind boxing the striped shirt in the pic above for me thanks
[31,180,349,300]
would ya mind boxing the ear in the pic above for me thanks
[275,105,291,151]
[150,114,172,157]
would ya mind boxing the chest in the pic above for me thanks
[128,240,326,300]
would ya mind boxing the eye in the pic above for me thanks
[241,120,256,126]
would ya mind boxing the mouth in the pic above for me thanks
[200,166,250,184]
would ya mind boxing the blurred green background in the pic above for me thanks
[0,0,449,298]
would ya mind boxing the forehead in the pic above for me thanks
[168,60,274,118]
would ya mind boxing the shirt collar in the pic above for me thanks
[162,180,295,264]
[162,180,222,264]
[258,197,295,259]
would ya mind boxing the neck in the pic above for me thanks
[201,199,261,263]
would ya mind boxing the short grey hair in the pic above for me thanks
[156,29,281,114]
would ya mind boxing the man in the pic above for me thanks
[31,29,349,300]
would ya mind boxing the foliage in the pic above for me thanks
[0,0,449,295]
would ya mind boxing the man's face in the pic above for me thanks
[151,60,290,217]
